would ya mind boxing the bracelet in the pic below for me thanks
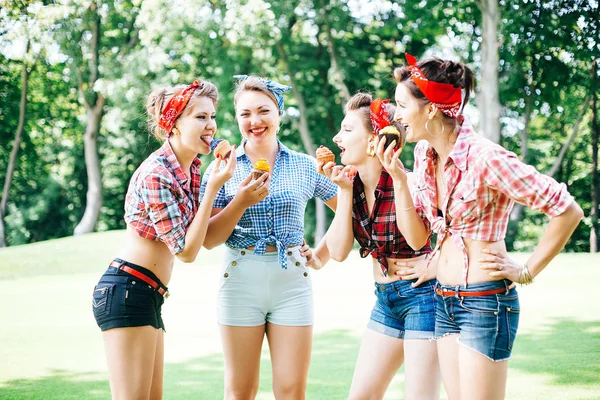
[519,264,534,285]
[398,205,415,211]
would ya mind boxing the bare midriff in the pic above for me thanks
[437,234,508,286]
[114,226,174,286]
[372,253,430,284]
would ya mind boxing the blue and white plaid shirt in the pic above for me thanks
[201,140,337,268]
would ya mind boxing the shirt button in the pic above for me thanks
[303,272,308,277]
[224,273,229,278]
[231,261,237,266]
[295,261,301,266]
[132,281,136,285]
[381,285,386,291]
[241,250,246,255]
[287,251,292,256]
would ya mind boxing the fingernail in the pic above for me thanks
[478,258,484,262]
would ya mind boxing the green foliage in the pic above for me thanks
[0,0,598,251]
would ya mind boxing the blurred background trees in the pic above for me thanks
[0,0,598,251]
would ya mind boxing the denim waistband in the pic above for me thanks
[374,278,435,292]
[435,279,512,294]
[106,258,168,291]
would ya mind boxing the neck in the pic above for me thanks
[426,121,460,164]
[356,157,383,191]
[168,139,196,174]
[244,138,279,160]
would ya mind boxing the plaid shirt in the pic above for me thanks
[412,119,574,286]
[201,140,338,268]
[124,140,202,255]
[352,169,432,276]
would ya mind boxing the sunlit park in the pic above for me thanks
[1,0,599,399]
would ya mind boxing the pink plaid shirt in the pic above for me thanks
[124,141,202,255]
[412,120,574,286]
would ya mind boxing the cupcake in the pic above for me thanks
[378,125,405,150]
[316,145,335,174]
[210,139,232,160]
[252,158,270,180]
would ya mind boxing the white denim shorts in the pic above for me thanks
[217,246,313,326]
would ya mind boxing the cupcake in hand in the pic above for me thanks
[316,145,335,174]
[210,138,232,160]
[252,158,270,180]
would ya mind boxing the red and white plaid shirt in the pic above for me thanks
[412,120,574,286]
[124,140,202,255]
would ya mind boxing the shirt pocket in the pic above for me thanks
[447,184,479,222]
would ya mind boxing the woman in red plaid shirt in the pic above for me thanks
[91,79,235,399]
[383,53,583,399]
[318,93,441,400]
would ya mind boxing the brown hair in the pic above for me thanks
[233,76,280,113]
[393,57,475,118]
[344,92,406,148]
[146,80,219,140]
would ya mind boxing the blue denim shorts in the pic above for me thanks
[92,259,167,332]
[434,279,520,362]
[367,278,437,340]
[218,246,313,326]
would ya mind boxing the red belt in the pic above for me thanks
[435,286,506,297]
[109,261,169,298]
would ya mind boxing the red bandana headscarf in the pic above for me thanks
[369,98,393,135]
[159,80,202,136]
[405,53,463,119]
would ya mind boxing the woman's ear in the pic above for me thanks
[427,104,439,120]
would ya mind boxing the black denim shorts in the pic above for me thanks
[92,259,167,331]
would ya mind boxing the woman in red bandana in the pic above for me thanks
[383,54,583,399]
[91,79,236,399]
[318,93,441,400]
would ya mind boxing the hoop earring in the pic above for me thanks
[425,119,444,138]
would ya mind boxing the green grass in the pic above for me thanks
[1,231,599,399]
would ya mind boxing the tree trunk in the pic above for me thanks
[0,58,30,247]
[275,41,326,244]
[74,98,104,235]
[319,0,350,104]
[74,3,104,235]
[591,60,598,253]
[477,0,501,143]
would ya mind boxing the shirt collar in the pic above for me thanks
[236,139,290,160]
[159,140,202,186]
[447,119,475,172]
[376,169,391,193]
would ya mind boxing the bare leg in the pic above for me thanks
[103,326,160,400]
[266,323,312,400]
[436,334,460,400]
[459,344,508,400]
[403,339,440,400]
[149,328,164,400]
[220,324,266,400]
[348,329,405,400]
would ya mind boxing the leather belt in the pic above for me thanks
[109,260,169,298]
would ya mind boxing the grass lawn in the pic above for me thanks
[1,230,599,399]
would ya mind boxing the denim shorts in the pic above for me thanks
[92,259,167,331]
[367,278,437,340]
[434,279,520,362]
[218,246,313,326]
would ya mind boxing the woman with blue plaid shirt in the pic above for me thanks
[200,75,338,400]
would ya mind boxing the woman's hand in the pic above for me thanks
[321,162,355,191]
[375,136,407,184]
[207,146,237,189]
[300,242,324,270]
[479,248,524,282]
[394,253,438,287]
[234,172,269,208]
